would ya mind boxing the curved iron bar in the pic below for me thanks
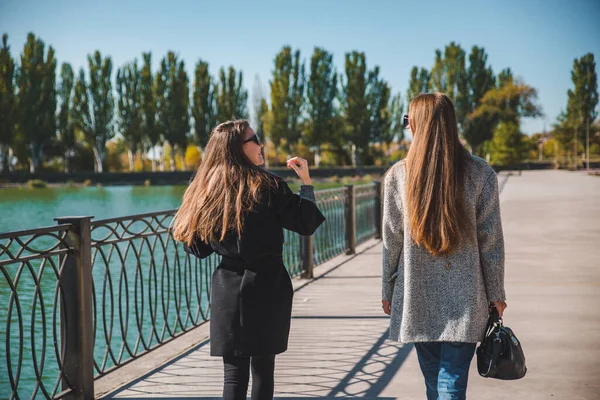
[0,226,74,400]
[314,188,348,265]
[355,184,378,245]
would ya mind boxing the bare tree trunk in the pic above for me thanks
[93,146,104,173]
[152,146,157,172]
[170,146,176,171]
[160,142,166,171]
[574,130,578,170]
[351,144,358,168]
[586,118,590,171]
[314,147,321,168]
[0,146,9,173]
[128,149,135,172]
[64,150,70,174]
[29,144,42,173]
[180,153,186,171]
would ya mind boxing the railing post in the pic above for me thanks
[345,185,356,255]
[300,235,314,279]
[55,216,95,400]
[374,181,383,240]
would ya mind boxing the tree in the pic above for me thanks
[430,50,446,94]
[429,43,468,130]
[156,52,190,171]
[472,78,542,164]
[566,53,598,169]
[192,59,215,151]
[17,33,57,173]
[498,68,513,87]
[72,51,114,173]
[140,52,160,171]
[367,66,391,146]
[216,66,248,123]
[255,98,269,139]
[305,47,337,160]
[384,93,404,162]
[342,51,370,166]
[57,63,76,173]
[470,80,541,125]
[116,60,143,171]
[489,121,529,166]
[407,66,430,102]
[463,46,496,154]
[0,34,16,173]
[269,46,305,154]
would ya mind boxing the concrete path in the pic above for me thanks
[104,170,600,399]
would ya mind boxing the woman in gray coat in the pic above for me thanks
[381,93,507,400]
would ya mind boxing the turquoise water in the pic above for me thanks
[0,186,189,233]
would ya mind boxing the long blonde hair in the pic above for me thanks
[405,93,471,256]
[171,120,278,245]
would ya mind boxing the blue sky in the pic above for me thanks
[1,0,599,135]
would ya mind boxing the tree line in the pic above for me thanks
[0,33,597,174]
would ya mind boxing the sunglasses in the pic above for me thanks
[243,134,262,145]
[402,114,410,129]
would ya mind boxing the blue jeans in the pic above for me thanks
[414,342,476,400]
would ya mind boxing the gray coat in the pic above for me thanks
[382,155,505,343]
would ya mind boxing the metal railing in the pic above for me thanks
[0,183,381,399]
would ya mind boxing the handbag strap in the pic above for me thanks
[481,330,503,376]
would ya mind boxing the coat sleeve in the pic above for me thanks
[476,170,506,302]
[183,235,215,259]
[273,181,326,236]
[382,170,404,301]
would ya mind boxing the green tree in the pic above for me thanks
[305,47,337,159]
[57,62,76,173]
[566,53,598,169]
[429,43,468,130]
[0,34,16,173]
[269,46,305,154]
[471,80,541,125]
[384,93,404,162]
[72,51,115,173]
[552,110,578,165]
[156,52,190,171]
[192,59,215,151]
[472,78,541,164]
[463,46,496,155]
[140,52,160,171]
[17,33,57,173]
[407,66,430,102]
[367,66,391,146]
[341,51,370,166]
[116,60,143,171]
[216,66,248,123]
[430,50,446,94]
[489,121,529,166]
[256,98,268,139]
[498,68,513,87]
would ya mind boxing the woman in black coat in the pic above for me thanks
[172,120,325,400]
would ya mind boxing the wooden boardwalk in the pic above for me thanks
[99,170,600,399]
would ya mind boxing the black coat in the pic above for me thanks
[184,178,325,357]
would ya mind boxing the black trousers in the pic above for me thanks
[223,355,276,400]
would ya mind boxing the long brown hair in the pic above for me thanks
[405,93,471,256]
[172,120,278,245]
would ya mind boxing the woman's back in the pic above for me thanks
[382,152,505,343]
[185,178,325,264]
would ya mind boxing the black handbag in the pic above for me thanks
[476,307,527,380]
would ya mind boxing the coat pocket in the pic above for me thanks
[388,271,399,283]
